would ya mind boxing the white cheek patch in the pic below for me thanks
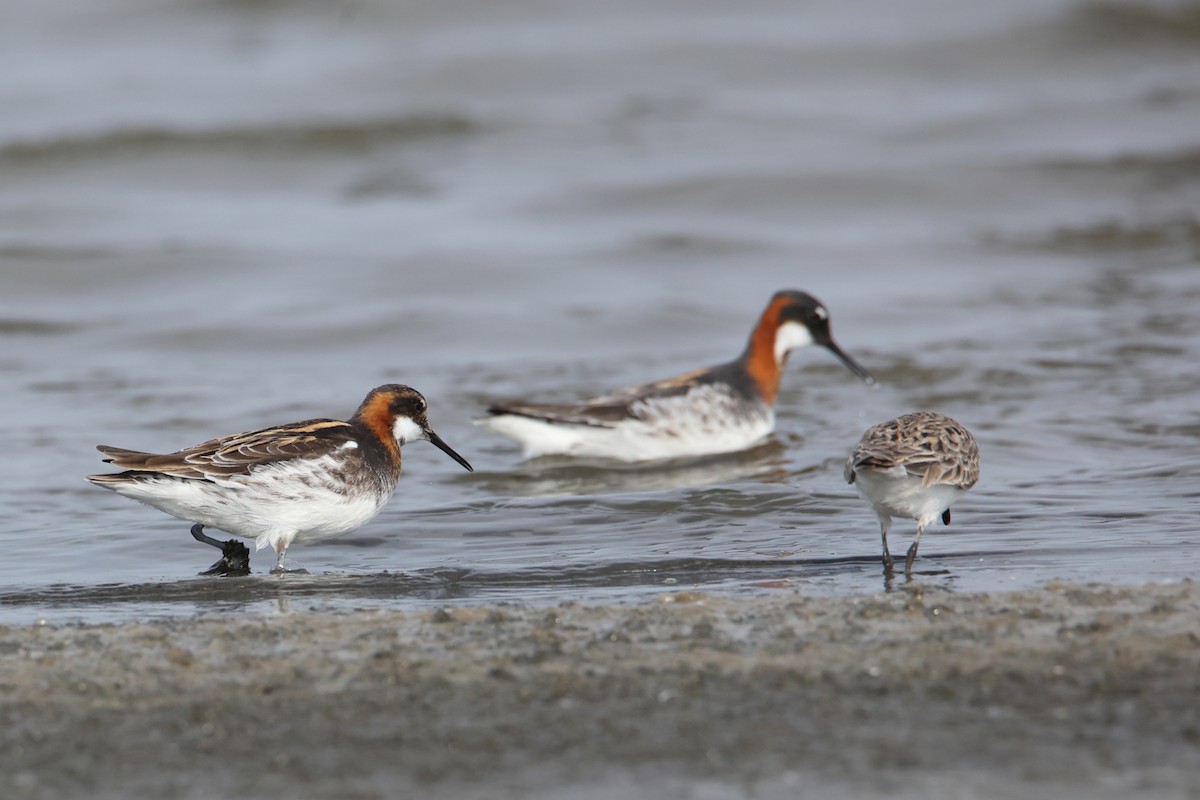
[340,441,359,450]
[775,320,814,363]
[392,416,426,445]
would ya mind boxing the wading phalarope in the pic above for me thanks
[87,384,473,575]
[844,411,979,577]
[478,290,875,462]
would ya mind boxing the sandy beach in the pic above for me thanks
[2,579,1198,799]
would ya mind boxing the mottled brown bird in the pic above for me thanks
[845,412,979,576]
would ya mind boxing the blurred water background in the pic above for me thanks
[1,0,1199,622]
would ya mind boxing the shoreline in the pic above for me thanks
[2,579,1198,798]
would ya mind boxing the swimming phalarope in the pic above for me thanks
[844,412,979,577]
[87,384,473,575]
[479,290,875,462]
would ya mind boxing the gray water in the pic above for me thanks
[1,0,1199,624]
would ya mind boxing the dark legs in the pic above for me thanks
[878,515,895,574]
[880,515,926,579]
[904,541,920,576]
[190,523,251,576]
[903,523,927,577]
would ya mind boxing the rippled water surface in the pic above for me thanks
[2,0,1199,623]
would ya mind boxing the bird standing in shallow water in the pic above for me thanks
[479,290,875,462]
[844,412,979,577]
[87,384,473,575]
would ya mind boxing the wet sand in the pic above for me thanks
[2,580,1199,799]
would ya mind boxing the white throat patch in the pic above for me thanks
[774,320,814,363]
[391,416,425,446]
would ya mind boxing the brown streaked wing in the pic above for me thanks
[486,401,627,427]
[849,413,979,490]
[489,367,713,427]
[98,419,356,480]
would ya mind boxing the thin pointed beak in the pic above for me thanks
[425,429,474,472]
[822,338,876,386]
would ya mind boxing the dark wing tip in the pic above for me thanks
[485,404,557,423]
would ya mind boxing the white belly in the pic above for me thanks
[108,456,392,552]
[482,401,775,462]
[854,467,963,526]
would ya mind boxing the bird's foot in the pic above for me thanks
[269,558,309,576]
[199,540,251,577]
[191,524,250,576]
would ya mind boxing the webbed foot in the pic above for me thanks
[191,524,251,576]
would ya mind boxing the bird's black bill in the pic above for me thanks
[427,430,474,472]
[823,339,876,386]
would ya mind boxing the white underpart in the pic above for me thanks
[478,384,774,461]
[774,320,813,364]
[104,453,392,556]
[392,415,426,445]
[853,466,964,533]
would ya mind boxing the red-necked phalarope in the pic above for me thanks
[479,290,875,462]
[844,411,979,577]
[87,384,473,575]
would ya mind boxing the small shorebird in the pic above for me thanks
[844,412,979,577]
[479,290,875,461]
[87,384,473,575]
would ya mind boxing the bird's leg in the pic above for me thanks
[191,523,251,577]
[904,523,925,577]
[879,516,895,574]
[190,523,222,549]
[269,545,287,575]
[269,543,309,575]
